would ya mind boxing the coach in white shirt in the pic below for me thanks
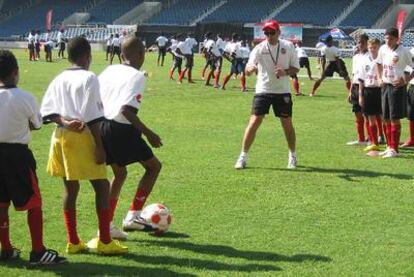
[234,20,299,170]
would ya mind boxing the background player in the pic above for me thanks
[155,33,168,66]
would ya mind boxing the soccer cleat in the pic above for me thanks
[379,147,391,156]
[287,155,297,169]
[0,247,21,261]
[363,144,380,152]
[66,241,88,254]
[122,214,158,232]
[234,155,247,170]
[29,249,67,266]
[97,239,128,255]
[382,149,400,159]
[346,140,366,146]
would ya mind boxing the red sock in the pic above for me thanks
[370,124,379,145]
[109,197,118,223]
[222,74,231,89]
[346,80,351,90]
[391,123,401,152]
[385,123,392,148]
[376,115,383,137]
[187,69,192,82]
[63,210,79,244]
[97,209,111,244]
[365,119,372,142]
[28,207,45,252]
[240,75,246,90]
[178,70,185,82]
[292,78,299,94]
[0,211,12,251]
[214,71,221,86]
[206,70,213,85]
[130,189,149,211]
[408,120,414,143]
[356,114,365,142]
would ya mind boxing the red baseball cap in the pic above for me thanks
[262,20,280,31]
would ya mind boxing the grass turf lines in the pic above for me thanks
[1,50,414,276]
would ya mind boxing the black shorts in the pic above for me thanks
[208,56,222,70]
[0,144,42,210]
[106,45,112,53]
[44,45,51,53]
[112,46,121,55]
[35,43,40,52]
[59,42,65,51]
[28,43,34,51]
[299,57,310,68]
[407,85,414,120]
[231,58,244,74]
[382,84,407,120]
[324,60,349,78]
[251,93,293,118]
[184,54,194,68]
[100,120,154,166]
[350,84,362,113]
[174,55,182,67]
[363,87,382,116]
[158,46,167,56]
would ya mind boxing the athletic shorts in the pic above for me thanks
[100,120,154,166]
[47,127,107,181]
[324,60,349,78]
[28,43,34,51]
[350,84,362,113]
[381,84,407,120]
[106,45,112,53]
[363,87,382,116]
[251,93,293,118]
[209,56,222,70]
[159,46,167,56]
[231,58,244,75]
[112,46,121,55]
[59,42,65,51]
[0,144,42,210]
[407,85,414,120]
[184,54,194,68]
[35,43,40,52]
[299,57,310,68]
[44,45,51,53]
[174,56,182,67]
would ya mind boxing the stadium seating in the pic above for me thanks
[340,0,392,27]
[275,0,352,26]
[0,0,29,14]
[87,0,144,24]
[146,0,219,25]
[41,27,134,42]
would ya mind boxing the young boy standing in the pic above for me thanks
[0,50,67,265]
[40,37,128,254]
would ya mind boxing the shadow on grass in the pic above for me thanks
[136,240,331,264]
[2,260,195,277]
[149,231,190,239]
[248,165,413,181]
[122,252,281,272]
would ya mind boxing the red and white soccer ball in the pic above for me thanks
[141,203,172,234]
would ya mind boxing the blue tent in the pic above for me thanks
[319,28,353,41]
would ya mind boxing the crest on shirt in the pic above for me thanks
[281,48,286,54]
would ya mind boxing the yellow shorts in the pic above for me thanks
[47,127,107,181]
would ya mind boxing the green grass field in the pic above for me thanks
[1,49,414,276]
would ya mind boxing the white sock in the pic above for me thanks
[240,151,248,158]
[289,151,296,158]
[125,210,138,222]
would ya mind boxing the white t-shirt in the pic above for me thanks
[177,41,191,55]
[112,37,120,47]
[409,48,414,85]
[247,39,299,94]
[57,31,64,43]
[99,64,145,124]
[156,36,168,47]
[28,33,34,44]
[240,46,250,59]
[316,41,325,55]
[204,39,221,57]
[352,51,369,84]
[34,34,40,43]
[358,54,380,88]
[106,36,112,46]
[216,37,225,51]
[296,47,307,58]
[184,37,197,54]
[0,87,42,144]
[224,41,242,58]
[321,46,340,62]
[119,34,125,45]
[41,68,104,124]
[377,44,413,84]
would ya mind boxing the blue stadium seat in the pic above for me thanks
[341,0,392,27]
[87,0,144,24]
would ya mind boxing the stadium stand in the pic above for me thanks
[87,0,144,24]
[0,0,30,14]
[146,0,220,25]
[275,0,352,26]
[202,0,283,23]
[340,0,393,27]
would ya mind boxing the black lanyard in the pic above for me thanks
[267,40,280,66]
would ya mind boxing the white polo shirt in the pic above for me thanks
[156,36,168,47]
[112,37,120,47]
[99,64,145,124]
[0,86,42,144]
[204,39,221,57]
[247,39,299,95]
[377,44,413,84]
[352,51,369,84]
[321,46,340,62]
[358,54,380,88]
[216,37,225,51]
[41,68,104,124]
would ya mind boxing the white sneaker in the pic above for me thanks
[382,149,400,159]
[379,147,391,156]
[122,212,157,232]
[97,223,128,240]
[346,140,366,146]
[287,155,297,169]
[234,155,247,169]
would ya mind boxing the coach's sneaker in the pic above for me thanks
[97,223,128,240]
[122,212,157,232]
[382,149,400,159]
[234,154,247,170]
[0,247,21,261]
[66,241,88,254]
[29,249,67,266]
[346,140,366,146]
[364,144,380,152]
[96,239,128,255]
[287,155,297,169]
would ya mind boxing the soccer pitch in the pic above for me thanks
[1,50,414,276]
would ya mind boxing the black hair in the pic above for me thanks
[326,35,333,42]
[67,36,91,64]
[0,50,18,81]
[206,32,212,39]
[115,34,119,38]
[359,33,369,42]
[232,33,239,40]
[385,27,399,38]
